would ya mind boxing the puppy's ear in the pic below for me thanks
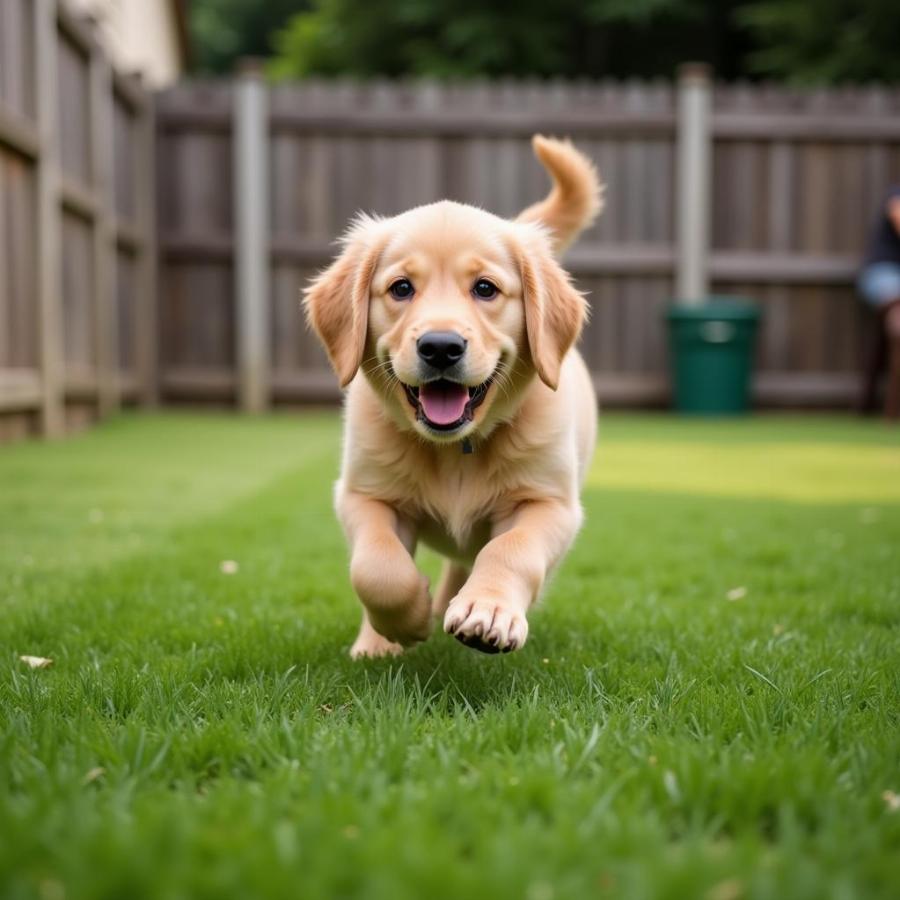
[303,220,384,387]
[513,232,587,390]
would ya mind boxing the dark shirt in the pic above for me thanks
[864,185,900,266]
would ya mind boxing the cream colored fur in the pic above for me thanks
[304,135,603,657]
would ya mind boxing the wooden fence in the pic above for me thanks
[0,0,156,440]
[156,72,900,410]
[4,47,900,441]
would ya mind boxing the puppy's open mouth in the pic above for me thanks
[403,378,492,432]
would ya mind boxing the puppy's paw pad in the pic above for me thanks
[443,598,528,654]
[455,632,501,655]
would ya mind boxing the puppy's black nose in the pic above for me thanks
[417,331,467,370]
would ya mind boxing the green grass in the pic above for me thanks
[1,412,898,900]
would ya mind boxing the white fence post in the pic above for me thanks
[675,62,712,305]
[234,62,270,412]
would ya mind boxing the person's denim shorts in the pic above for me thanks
[858,262,900,308]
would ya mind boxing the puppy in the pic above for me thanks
[305,136,602,657]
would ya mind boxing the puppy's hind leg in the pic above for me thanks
[432,561,470,619]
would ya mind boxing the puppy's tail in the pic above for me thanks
[517,135,603,254]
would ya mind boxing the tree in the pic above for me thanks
[187,0,900,83]
[266,0,749,81]
[190,0,310,74]
[738,0,900,84]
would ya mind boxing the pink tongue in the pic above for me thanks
[419,381,469,425]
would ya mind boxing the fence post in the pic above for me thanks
[234,61,270,412]
[675,62,712,305]
[89,38,118,416]
[34,0,64,436]
[135,82,159,407]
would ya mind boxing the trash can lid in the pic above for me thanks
[666,296,759,321]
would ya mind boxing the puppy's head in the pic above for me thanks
[304,201,586,444]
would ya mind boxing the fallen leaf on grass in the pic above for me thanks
[525,882,554,900]
[663,769,681,802]
[20,655,53,669]
[82,767,106,785]
[706,878,743,900]
[38,878,65,900]
[726,586,747,602]
[597,872,616,892]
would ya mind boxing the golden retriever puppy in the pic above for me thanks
[305,136,602,658]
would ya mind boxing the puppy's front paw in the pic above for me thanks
[443,593,529,654]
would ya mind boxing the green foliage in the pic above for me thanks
[267,0,747,80]
[188,0,900,83]
[738,0,900,84]
[189,0,310,74]
[1,413,899,899]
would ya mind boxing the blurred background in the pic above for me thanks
[1,0,900,441]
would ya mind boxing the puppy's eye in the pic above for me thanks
[472,278,499,300]
[389,278,415,301]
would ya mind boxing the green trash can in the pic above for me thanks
[666,297,760,415]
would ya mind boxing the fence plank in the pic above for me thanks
[0,104,40,157]
[135,92,158,405]
[34,0,63,436]
[90,49,117,414]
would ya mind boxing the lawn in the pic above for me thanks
[1,412,898,900]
